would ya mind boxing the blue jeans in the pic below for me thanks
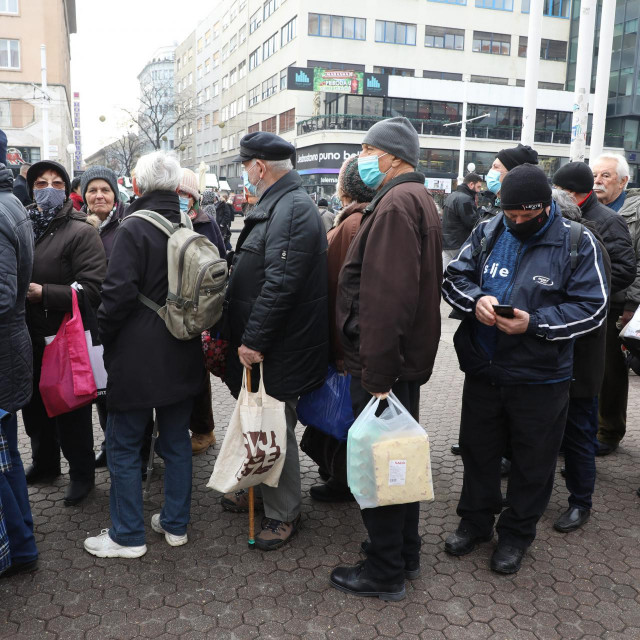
[0,414,38,564]
[563,396,598,510]
[106,398,194,546]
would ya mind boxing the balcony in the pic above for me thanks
[296,114,624,148]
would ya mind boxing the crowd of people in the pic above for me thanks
[0,119,638,602]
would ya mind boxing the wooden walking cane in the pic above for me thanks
[246,366,256,550]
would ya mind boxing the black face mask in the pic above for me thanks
[505,211,548,240]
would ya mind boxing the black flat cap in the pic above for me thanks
[232,132,295,163]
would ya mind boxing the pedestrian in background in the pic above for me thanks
[70,177,83,211]
[216,192,234,251]
[317,198,335,233]
[200,189,227,258]
[12,163,31,207]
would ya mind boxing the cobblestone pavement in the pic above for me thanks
[2,305,640,639]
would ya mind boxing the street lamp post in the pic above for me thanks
[66,143,76,180]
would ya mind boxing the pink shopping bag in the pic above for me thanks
[39,288,97,418]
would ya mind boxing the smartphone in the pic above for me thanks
[493,304,515,319]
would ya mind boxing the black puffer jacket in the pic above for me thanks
[442,184,479,250]
[225,171,328,400]
[98,191,205,412]
[580,191,635,296]
[0,165,34,412]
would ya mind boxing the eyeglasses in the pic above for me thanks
[34,179,66,190]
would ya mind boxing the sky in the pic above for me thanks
[71,0,209,157]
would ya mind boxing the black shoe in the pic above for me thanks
[310,483,355,503]
[560,466,566,477]
[64,479,94,507]
[444,528,493,556]
[359,539,420,580]
[0,557,38,578]
[95,449,107,468]
[330,562,405,601]
[490,544,525,574]
[553,507,590,533]
[500,457,511,477]
[596,441,618,456]
[25,465,61,485]
[450,443,461,455]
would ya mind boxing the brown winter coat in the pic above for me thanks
[327,201,367,362]
[25,199,106,347]
[336,173,443,393]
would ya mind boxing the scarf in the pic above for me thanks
[29,205,63,241]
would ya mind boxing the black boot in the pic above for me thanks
[64,479,94,507]
[490,544,525,574]
[330,562,405,601]
[553,507,590,532]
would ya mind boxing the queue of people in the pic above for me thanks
[0,123,638,603]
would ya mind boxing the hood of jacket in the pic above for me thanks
[619,189,640,220]
[0,163,13,191]
[334,201,369,227]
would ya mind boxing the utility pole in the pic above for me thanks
[590,0,616,161]
[41,45,50,161]
[456,76,469,182]
[570,0,597,161]
[521,0,544,146]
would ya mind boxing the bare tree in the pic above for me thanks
[104,133,145,176]
[125,79,200,151]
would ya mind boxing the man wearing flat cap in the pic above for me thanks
[443,163,608,574]
[331,116,442,601]
[220,132,328,550]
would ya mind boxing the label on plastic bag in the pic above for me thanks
[388,460,407,486]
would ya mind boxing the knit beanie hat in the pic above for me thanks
[362,116,420,168]
[552,161,594,194]
[179,168,200,200]
[500,163,552,210]
[497,144,539,171]
[201,189,217,206]
[27,160,71,198]
[81,165,119,203]
[336,156,377,203]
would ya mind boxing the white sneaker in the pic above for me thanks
[84,529,147,558]
[151,514,188,547]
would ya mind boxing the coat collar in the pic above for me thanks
[127,190,179,216]
[246,171,302,222]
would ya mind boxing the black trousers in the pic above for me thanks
[21,354,94,482]
[350,377,422,583]
[598,307,628,445]
[457,376,569,549]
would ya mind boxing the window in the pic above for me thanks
[222,75,229,90]
[428,0,466,3]
[222,137,228,152]
[230,35,237,53]
[425,26,464,50]
[373,66,414,77]
[221,105,229,122]
[281,16,297,46]
[375,21,417,45]
[205,29,211,47]
[249,47,261,70]
[189,122,193,135]
[213,81,219,96]
[248,123,260,134]
[197,144,202,157]
[205,58,211,75]
[212,110,219,125]
[262,116,277,133]
[250,9,262,33]
[308,14,366,40]
[279,108,295,133]
[423,70,463,80]
[230,101,237,118]
[197,37,203,52]
[205,114,211,128]
[222,44,229,61]
[239,25,247,44]
[198,91,204,106]
[470,74,509,85]
[177,57,181,71]
[248,85,260,106]
[213,51,220,68]
[197,64,203,79]
[205,86,211,101]
[522,0,569,17]
[204,141,210,155]
[230,67,237,85]
[262,74,278,99]
[214,22,220,39]
[197,118,203,132]
[0,0,19,14]
[0,39,19,69]
[188,47,193,59]
[238,60,247,79]
[182,125,187,138]
[237,95,246,113]
[476,0,513,10]
[518,37,567,61]
[263,33,278,60]
[280,67,288,89]
[212,139,219,154]
[472,31,511,55]
[228,134,235,150]
[188,72,193,85]
[263,0,279,20]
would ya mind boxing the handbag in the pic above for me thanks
[207,363,287,493]
[201,330,228,380]
[39,288,97,418]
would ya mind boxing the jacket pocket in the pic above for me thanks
[341,298,360,352]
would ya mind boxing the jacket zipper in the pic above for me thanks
[192,260,227,309]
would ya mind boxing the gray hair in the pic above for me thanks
[134,150,181,194]
[592,153,630,182]
[552,188,582,222]
[264,158,293,173]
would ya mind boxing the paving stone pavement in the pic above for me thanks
[2,306,640,640]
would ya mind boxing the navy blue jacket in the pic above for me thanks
[443,210,609,385]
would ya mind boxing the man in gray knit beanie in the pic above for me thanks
[330,118,443,601]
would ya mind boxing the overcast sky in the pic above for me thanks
[71,0,207,157]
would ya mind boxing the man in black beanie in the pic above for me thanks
[443,163,608,574]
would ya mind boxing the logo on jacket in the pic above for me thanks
[533,275,553,286]
[484,262,510,278]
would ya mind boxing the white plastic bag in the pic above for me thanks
[620,306,640,342]
[207,364,287,493]
[347,392,434,509]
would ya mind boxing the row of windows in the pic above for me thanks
[248,17,297,71]
[308,13,366,40]
[434,0,570,16]
[244,109,295,140]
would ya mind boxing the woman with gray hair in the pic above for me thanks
[84,151,206,558]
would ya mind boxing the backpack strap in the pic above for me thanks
[569,220,583,271]
[127,210,177,237]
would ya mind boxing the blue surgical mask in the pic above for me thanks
[358,153,388,189]
[486,169,502,195]
[179,196,190,213]
[242,161,260,197]
[34,187,66,212]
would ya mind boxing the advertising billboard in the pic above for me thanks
[287,67,388,96]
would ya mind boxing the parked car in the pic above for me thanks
[231,192,246,214]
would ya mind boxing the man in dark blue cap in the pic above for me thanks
[220,132,329,550]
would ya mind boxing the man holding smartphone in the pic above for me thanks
[442,164,608,574]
